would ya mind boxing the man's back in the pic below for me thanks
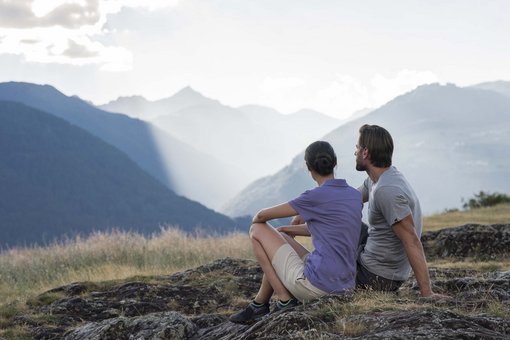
[359,166,422,281]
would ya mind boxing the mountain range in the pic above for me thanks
[223,83,510,217]
[2,80,509,246]
[101,89,341,183]
[0,82,245,210]
[0,100,241,247]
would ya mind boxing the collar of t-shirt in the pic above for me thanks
[321,178,348,187]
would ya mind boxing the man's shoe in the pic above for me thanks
[229,302,270,324]
[273,298,300,313]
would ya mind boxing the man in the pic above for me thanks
[354,124,440,297]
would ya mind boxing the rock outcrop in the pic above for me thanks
[422,224,510,259]
[6,224,510,339]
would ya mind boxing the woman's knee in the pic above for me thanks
[249,222,268,239]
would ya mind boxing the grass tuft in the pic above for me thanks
[487,300,510,319]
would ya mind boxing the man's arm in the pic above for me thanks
[357,181,369,203]
[391,214,433,297]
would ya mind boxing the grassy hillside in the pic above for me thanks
[423,203,510,231]
[1,205,509,338]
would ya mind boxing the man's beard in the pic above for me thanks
[355,159,366,171]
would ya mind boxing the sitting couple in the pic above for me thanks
[230,124,443,325]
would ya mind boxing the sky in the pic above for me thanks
[1,0,509,119]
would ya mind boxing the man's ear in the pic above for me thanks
[362,148,369,160]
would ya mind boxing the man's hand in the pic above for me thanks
[419,292,452,303]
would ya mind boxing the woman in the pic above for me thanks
[230,141,362,324]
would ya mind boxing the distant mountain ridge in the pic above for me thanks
[0,100,240,247]
[471,80,510,98]
[101,86,219,121]
[223,83,510,216]
[102,89,341,181]
[0,82,244,209]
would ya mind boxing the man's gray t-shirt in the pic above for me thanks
[359,166,422,281]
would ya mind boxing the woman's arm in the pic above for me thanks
[252,203,298,223]
[277,224,311,237]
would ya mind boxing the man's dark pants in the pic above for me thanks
[356,222,404,292]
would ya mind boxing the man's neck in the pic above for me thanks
[366,166,390,183]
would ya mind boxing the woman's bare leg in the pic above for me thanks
[250,222,292,302]
[253,274,273,304]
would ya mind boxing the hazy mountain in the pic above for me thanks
[99,95,153,119]
[0,101,241,247]
[156,104,341,180]
[102,89,341,182]
[223,83,510,216]
[470,80,510,98]
[100,87,219,120]
[346,107,373,121]
[0,82,244,209]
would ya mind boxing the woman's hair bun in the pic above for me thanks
[305,141,337,176]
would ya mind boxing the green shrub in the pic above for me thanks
[462,191,510,210]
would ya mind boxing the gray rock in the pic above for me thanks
[350,310,510,339]
[421,224,510,259]
[63,311,196,340]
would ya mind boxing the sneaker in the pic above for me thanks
[273,298,300,313]
[229,302,270,324]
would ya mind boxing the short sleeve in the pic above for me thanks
[374,186,412,226]
[358,177,370,201]
[288,190,316,222]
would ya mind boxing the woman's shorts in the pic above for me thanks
[271,243,327,302]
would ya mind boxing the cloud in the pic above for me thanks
[370,70,439,106]
[62,39,99,58]
[20,38,39,44]
[312,70,440,119]
[0,0,178,70]
[0,0,100,29]
[256,70,440,119]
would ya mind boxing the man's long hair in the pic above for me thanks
[358,124,393,167]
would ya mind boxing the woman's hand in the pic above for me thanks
[291,215,305,225]
[277,224,311,237]
[276,226,296,238]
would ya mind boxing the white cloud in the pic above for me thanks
[315,75,371,119]
[0,27,132,71]
[0,0,178,70]
[370,69,439,107]
[312,70,440,119]
[255,70,440,119]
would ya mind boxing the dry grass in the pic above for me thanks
[314,289,432,336]
[429,258,510,272]
[1,204,508,337]
[423,203,510,231]
[0,227,252,308]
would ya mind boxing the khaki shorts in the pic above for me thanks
[272,243,327,302]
